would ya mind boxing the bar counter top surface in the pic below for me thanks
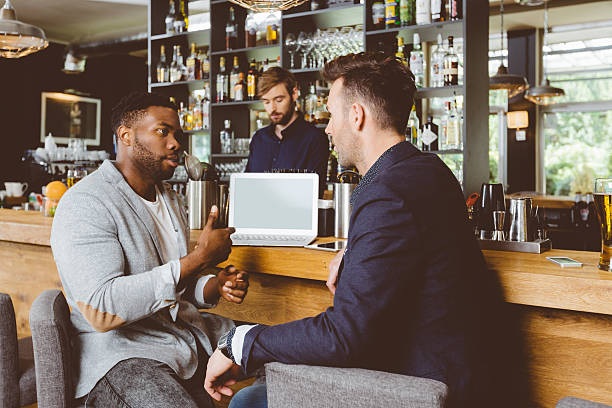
[1,208,610,316]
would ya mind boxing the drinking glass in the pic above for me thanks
[594,178,612,271]
[478,183,505,239]
[297,32,312,69]
[285,33,297,69]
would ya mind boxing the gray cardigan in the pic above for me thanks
[50,160,233,398]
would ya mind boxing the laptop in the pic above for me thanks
[229,172,319,246]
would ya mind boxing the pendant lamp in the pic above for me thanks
[0,0,48,58]
[229,0,306,12]
[489,0,529,98]
[524,1,565,105]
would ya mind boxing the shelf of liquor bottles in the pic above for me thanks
[211,44,280,56]
[211,100,262,107]
[151,79,209,88]
[150,29,211,42]
[416,85,463,99]
[365,19,462,42]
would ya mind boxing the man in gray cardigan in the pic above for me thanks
[51,92,248,407]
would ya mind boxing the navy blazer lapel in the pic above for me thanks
[98,160,165,262]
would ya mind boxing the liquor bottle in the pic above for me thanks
[314,95,330,125]
[234,72,246,102]
[409,33,425,88]
[372,1,385,30]
[170,45,185,82]
[265,13,279,45]
[202,85,210,129]
[407,105,420,148]
[385,0,399,29]
[192,95,202,130]
[247,59,258,100]
[446,99,461,149]
[443,36,459,86]
[200,50,210,80]
[216,56,229,103]
[421,116,439,151]
[430,33,444,87]
[226,7,238,50]
[399,0,415,26]
[174,0,187,33]
[304,84,318,123]
[448,0,462,20]
[178,102,186,128]
[156,45,169,83]
[415,0,431,25]
[229,56,241,101]
[185,95,194,131]
[395,36,406,64]
[220,120,234,154]
[245,11,257,48]
[165,0,176,35]
[440,101,450,149]
[431,0,445,22]
[186,43,201,81]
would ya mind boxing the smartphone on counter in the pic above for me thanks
[304,240,347,252]
[546,257,583,268]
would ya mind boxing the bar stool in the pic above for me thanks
[0,293,37,407]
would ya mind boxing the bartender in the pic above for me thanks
[246,67,329,195]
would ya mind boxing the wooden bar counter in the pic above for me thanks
[1,208,611,407]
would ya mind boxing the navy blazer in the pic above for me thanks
[242,141,498,407]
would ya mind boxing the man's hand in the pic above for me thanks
[195,206,235,266]
[217,266,249,303]
[326,248,345,295]
[203,265,249,305]
[204,348,242,401]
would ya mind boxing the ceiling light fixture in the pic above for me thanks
[62,48,86,74]
[489,0,529,98]
[524,0,565,105]
[0,0,48,58]
[228,0,306,12]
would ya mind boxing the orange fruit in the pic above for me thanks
[45,181,67,201]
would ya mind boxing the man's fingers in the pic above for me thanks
[226,227,236,235]
[225,280,248,290]
[223,287,246,298]
[204,206,219,231]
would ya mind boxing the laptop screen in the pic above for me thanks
[231,174,317,231]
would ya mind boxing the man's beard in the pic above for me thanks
[133,134,175,181]
[270,101,296,126]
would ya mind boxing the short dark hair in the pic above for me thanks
[322,52,417,134]
[257,66,297,98]
[111,91,177,135]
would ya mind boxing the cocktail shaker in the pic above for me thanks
[333,170,360,238]
[509,197,534,242]
[187,180,218,229]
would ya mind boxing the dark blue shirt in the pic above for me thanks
[245,114,329,194]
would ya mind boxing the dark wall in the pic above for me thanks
[507,29,537,193]
[0,42,147,185]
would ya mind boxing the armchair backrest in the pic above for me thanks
[29,290,75,408]
[0,292,20,407]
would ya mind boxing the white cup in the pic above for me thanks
[4,182,28,197]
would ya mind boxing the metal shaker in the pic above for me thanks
[333,170,360,238]
[187,180,218,229]
[509,197,533,242]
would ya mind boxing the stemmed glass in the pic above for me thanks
[285,33,297,69]
[297,32,313,69]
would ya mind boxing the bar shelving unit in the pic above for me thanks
[147,0,488,193]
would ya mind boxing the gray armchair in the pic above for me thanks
[557,396,612,408]
[265,362,448,408]
[29,289,80,408]
[0,292,37,407]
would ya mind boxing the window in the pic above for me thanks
[541,36,612,195]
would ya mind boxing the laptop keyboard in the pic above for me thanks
[232,234,312,244]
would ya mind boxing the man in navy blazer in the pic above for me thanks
[205,53,501,407]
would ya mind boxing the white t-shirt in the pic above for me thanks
[139,186,215,307]
[139,186,180,264]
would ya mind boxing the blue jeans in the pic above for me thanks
[84,358,214,408]
[228,383,268,408]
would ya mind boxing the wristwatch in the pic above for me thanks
[217,327,236,364]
